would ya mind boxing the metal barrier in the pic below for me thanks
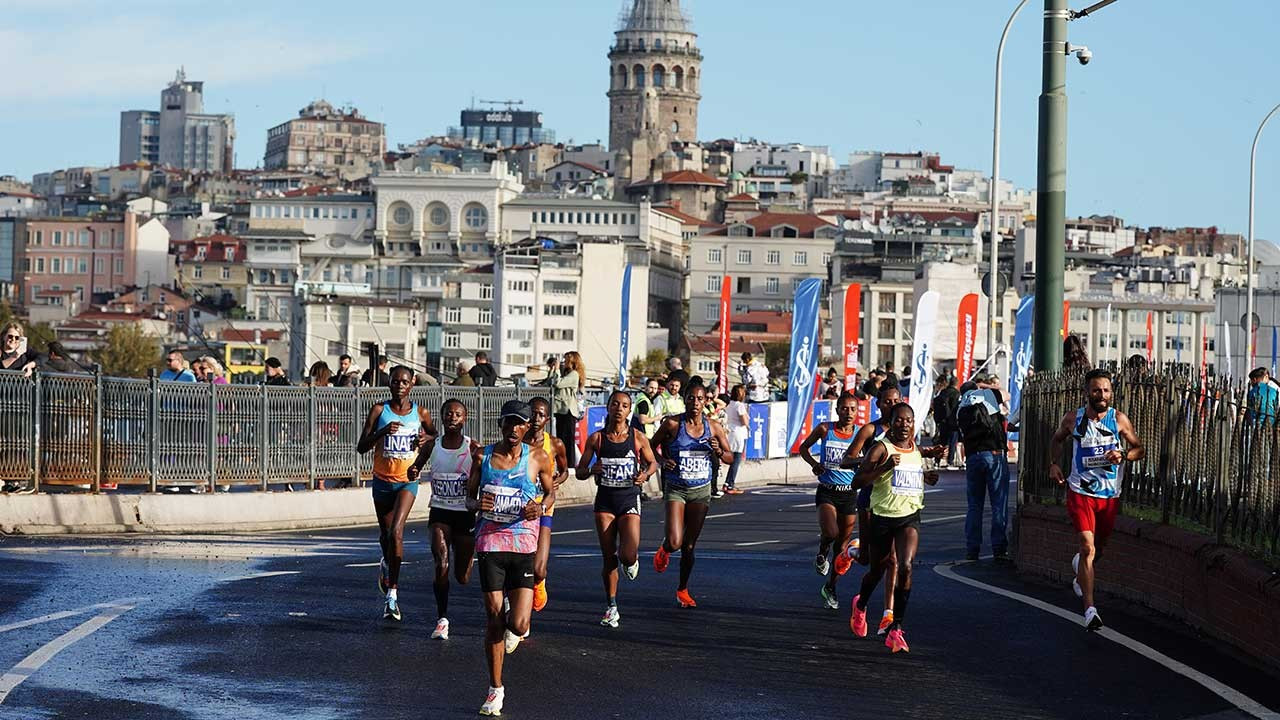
[0,371,553,493]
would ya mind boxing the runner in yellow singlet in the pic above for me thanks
[525,397,569,614]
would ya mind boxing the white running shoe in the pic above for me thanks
[1084,606,1104,632]
[504,629,522,654]
[601,605,620,628]
[479,686,504,716]
[814,553,830,576]
[431,617,450,640]
[623,561,639,581]
[1072,552,1083,598]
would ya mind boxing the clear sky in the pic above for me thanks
[3,0,1279,244]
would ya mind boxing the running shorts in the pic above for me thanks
[428,507,476,536]
[856,485,873,511]
[815,483,859,515]
[477,551,537,593]
[867,510,921,542]
[664,483,712,505]
[1066,490,1120,546]
[372,478,419,499]
[594,487,642,517]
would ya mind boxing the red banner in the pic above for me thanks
[843,283,862,391]
[956,293,979,383]
[1146,311,1154,362]
[1062,300,1071,338]
[854,398,871,426]
[718,276,732,395]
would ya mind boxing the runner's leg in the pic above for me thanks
[889,526,919,630]
[617,513,641,569]
[431,522,453,618]
[454,530,477,586]
[817,501,838,562]
[506,586,535,638]
[1077,529,1098,610]
[483,590,506,688]
[534,523,552,588]
[385,489,416,589]
[596,512,620,602]
[664,500,685,554]
[825,511,856,593]
[678,501,710,592]
[856,527,891,609]
[374,492,396,579]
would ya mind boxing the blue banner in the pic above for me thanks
[811,400,833,429]
[785,279,823,450]
[618,264,632,386]
[746,402,771,460]
[1009,295,1035,420]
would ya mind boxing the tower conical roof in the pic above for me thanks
[620,0,693,33]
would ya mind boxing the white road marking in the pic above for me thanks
[554,553,597,558]
[0,597,147,634]
[344,561,415,568]
[217,571,301,583]
[925,488,945,494]
[734,540,781,547]
[0,602,137,704]
[790,503,813,508]
[706,512,745,519]
[933,563,1279,720]
[922,514,967,524]
[551,528,595,536]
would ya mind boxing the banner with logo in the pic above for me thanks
[843,283,862,391]
[1223,320,1232,378]
[1145,312,1154,363]
[956,293,979,383]
[908,291,940,435]
[1062,301,1071,338]
[718,275,732,395]
[619,264,632,386]
[785,278,823,450]
[746,402,771,460]
[1009,295,1035,420]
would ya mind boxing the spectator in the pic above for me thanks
[264,357,290,386]
[741,352,771,402]
[933,374,961,469]
[333,354,360,387]
[452,360,476,386]
[191,358,207,382]
[1125,353,1149,375]
[0,321,38,377]
[1246,367,1279,424]
[665,355,690,389]
[42,342,84,373]
[200,356,229,385]
[656,374,685,420]
[551,351,586,466]
[414,371,439,386]
[1063,334,1092,371]
[469,351,498,386]
[957,371,1010,562]
[723,384,750,494]
[159,350,196,382]
[632,377,663,438]
[881,363,899,392]
[308,361,333,386]
[361,356,391,387]
[818,367,840,397]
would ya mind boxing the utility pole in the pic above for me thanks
[1033,0,1069,371]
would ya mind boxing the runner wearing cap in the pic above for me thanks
[468,400,556,717]
[525,396,569,615]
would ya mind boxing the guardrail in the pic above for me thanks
[0,370,583,493]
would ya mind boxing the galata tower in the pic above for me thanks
[607,0,701,152]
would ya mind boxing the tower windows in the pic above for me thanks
[674,66,684,89]
[633,64,645,88]
[652,64,665,88]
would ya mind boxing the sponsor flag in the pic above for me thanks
[908,291,941,436]
[1009,296,1035,420]
[1223,320,1233,378]
[718,275,732,395]
[956,293,979,383]
[619,264,632,386]
[1146,312,1154,363]
[843,283,862,391]
[785,279,823,450]
[1062,301,1071,338]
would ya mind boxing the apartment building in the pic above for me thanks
[14,212,169,306]
[264,100,387,180]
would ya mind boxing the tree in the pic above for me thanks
[91,324,161,378]
[763,342,790,389]
[630,348,667,381]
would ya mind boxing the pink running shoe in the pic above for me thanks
[849,595,868,637]
[885,628,910,653]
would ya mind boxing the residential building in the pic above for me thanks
[0,219,21,299]
[448,106,555,147]
[31,167,99,200]
[730,142,835,200]
[15,212,170,306]
[288,294,423,379]
[560,143,613,174]
[436,265,496,378]
[264,100,387,180]
[372,163,522,257]
[119,69,235,172]
[680,333,766,383]
[174,234,248,311]
[0,190,47,218]
[607,0,701,152]
[623,169,725,221]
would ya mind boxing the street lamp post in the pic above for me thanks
[1246,102,1280,371]
[1033,0,1070,371]
[989,0,1029,361]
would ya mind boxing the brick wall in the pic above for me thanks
[1016,503,1280,674]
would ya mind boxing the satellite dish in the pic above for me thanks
[842,219,856,231]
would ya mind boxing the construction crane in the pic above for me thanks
[478,99,525,110]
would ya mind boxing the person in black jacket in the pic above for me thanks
[932,374,961,469]
[265,357,291,386]
[957,373,1009,562]
[468,351,498,387]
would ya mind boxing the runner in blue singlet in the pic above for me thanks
[799,391,861,610]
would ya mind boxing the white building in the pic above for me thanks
[0,191,47,218]
[288,294,423,378]
[730,142,836,198]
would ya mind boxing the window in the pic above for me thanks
[507,280,532,293]
[326,340,344,356]
[792,278,806,292]
[878,293,897,313]
[544,304,575,317]
[51,258,61,273]
[729,225,752,237]
[35,257,45,273]
[1128,338,1147,350]
[1098,334,1118,349]
[65,256,74,274]
[220,266,230,280]
[706,275,721,293]
[78,259,87,273]
[393,206,411,225]
[506,329,532,341]
[445,306,462,324]
[879,319,896,338]
[707,248,722,265]
[543,328,575,341]
[793,251,808,266]
[443,331,460,349]
[465,206,488,230]
[737,249,752,265]
[765,277,780,294]
[507,305,533,316]
[479,307,492,325]
[543,280,577,295]
[766,250,780,265]
[705,304,720,322]
[478,333,491,351]
[79,231,89,246]
[52,231,61,246]
[430,207,448,226]
[878,345,896,368]
[821,252,831,266]
[193,265,203,279]
[480,284,493,300]
[737,277,751,294]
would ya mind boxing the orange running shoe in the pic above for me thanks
[885,628,910,653]
[653,545,670,573]
[532,580,548,612]
[877,610,895,636]
[676,588,697,608]
[849,595,868,637]
[834,541,858,576]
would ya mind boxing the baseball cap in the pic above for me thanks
[500,400,532,422]
[972,372,994,384]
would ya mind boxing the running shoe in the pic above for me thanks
[431,617,450,640]
[533,580,548,612]
[479,686,504,716]
[623,561,639,581]
[849,596,868,637]
[877,610,894,635]
[814,553,830,577]
[712,489,725,499]
[820,585,838,610]
[725,487,745,495]
[1072,553,1083,597]
[834,540,858,576]
[675,588,697,608]
[601,606,620,628]
[1084,606,1103,632]
[377,558,388,596]
[653,545,670,573]
[504,629,522,654]
[383,595,401,622]
[885,628,910,653]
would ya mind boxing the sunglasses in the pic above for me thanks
[4,334,21,341]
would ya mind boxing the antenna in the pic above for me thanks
[478,99,526,110]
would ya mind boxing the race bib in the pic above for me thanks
[678,454,712,484]
[599,457,637,489]
[430,472,467,510]
[381,431,417,459]
[890,467,924,497]
[823,442,850,469]
[480,483,524,523]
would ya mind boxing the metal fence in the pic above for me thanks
[1020,367,1280,560]
[0,370,565,493]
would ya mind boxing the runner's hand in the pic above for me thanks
[478,492,495,512]
[406,465,421,482]
[633,471,646,486]
[522,500,543,521]
[590,462,604,479]
[923,469,940,486]
[383,421,402,436]
[1049,463,1064,486]
[1104,449,1123,465]
[414,428,428,448]
[662,458,677,471]
[889,454,902,467]
[810,463,824,477]
[709,435,721,454]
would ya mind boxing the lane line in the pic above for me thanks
[922,514,967,524]
[344,562,415,568]
[789,503,813,508]
[551,529,594,536]
[554,553,596,558]
[217,571,301,583]
[0,597,147,634]
[734,540,780,547]
[925,488,945,494]
[706,512,745,519]
[933,563,1279,720]
[0,603,137,704]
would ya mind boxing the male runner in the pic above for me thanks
[412,398,479,640]
[467,400,556,716]
[798,391,860,610]
[357,366,434,622]
[525,397,569,614]
[576,390,660,627]
[1048,368,1143,631]
[649,383,733,608]
[850,404,943,652]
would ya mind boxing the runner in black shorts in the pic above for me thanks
[798,391,860,610]
[576,390,659,627]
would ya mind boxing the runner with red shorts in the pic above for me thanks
[1049,368,1144,631]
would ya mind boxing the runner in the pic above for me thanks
[849,403,944,652]
[576,390,660,627]
[526,396,569,615]
[467,400,556,717]
[648,383,733,608]
[798,391,860,610]
[356,366,434,622]
[413,398,480,641]
[1048,368,1144,631]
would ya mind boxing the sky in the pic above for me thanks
[3,0,1279,244]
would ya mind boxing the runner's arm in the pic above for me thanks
[650,418,678,465]
[551,438,570,487]
[854,442,889,488]
[634,431,660,485]
[356,404,385,454]
[1047,412,1075,484]
[709,420,734,464]
[798,423,827,474]
[528,448,555,518]
[1115,411,1145,463]
[839,425,874,469]
[574,432,600,480]
[465,445,486,512]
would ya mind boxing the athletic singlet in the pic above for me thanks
[373,402,421,483]
[1067,407,1123,499]
[662,418,713,488]
[818,425,857,486]
[845,419,886,472]
[427,435,472,511]
[474,444,540,554]
[597,428,639,489]
[531,432,558,517]
[869,438,925,518]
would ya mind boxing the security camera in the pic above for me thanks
[1066,43,1092,65]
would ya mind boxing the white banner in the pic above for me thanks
[1223,320,1232,379]
[909,291,941,437]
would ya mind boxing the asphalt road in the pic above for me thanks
[1,470,1277,720]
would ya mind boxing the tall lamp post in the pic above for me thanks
[988,0,1029,362]
[1246,102,1280,370]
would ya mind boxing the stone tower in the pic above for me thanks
[607,0,701,153]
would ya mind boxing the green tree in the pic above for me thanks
[630,348,667,381]
[91,324,161,378]
[763,342,790,388]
